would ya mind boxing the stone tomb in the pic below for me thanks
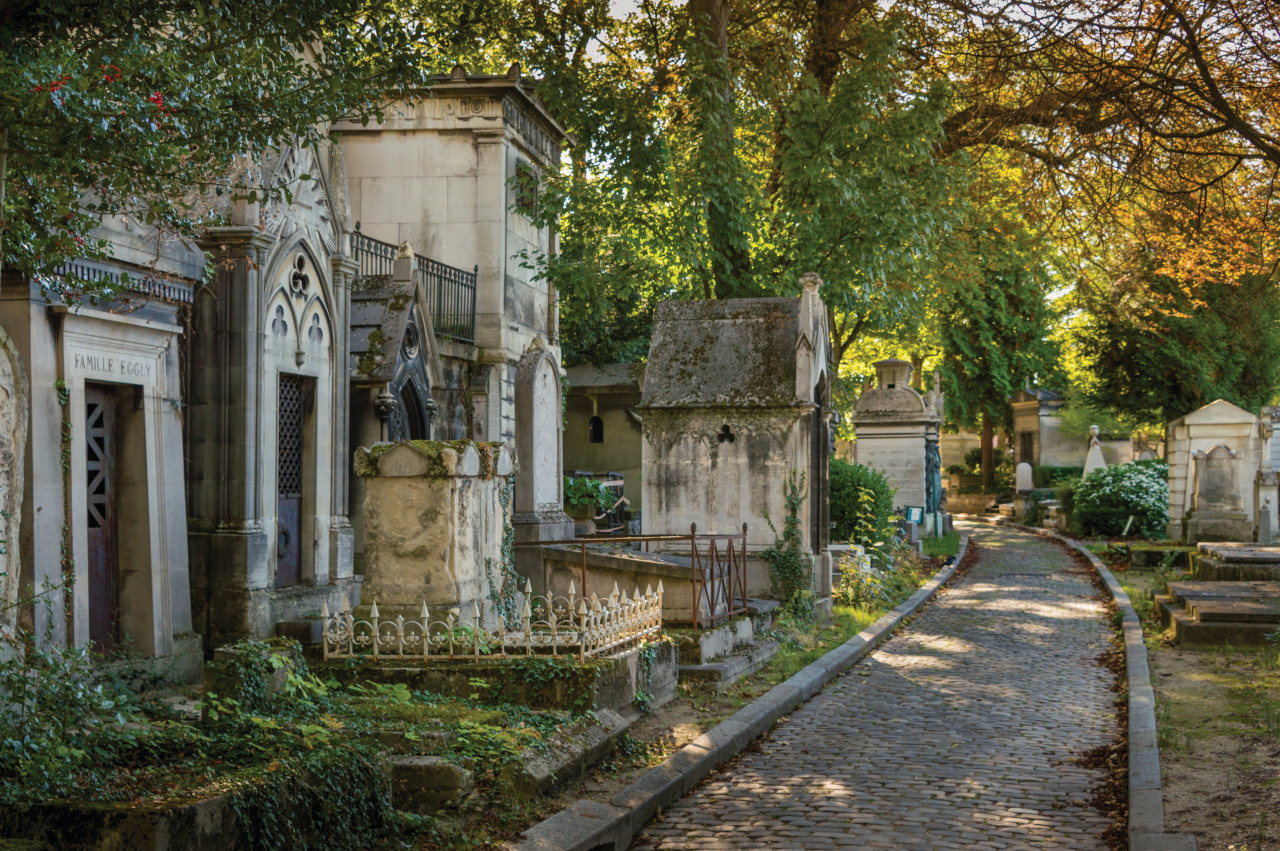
[188,144,359,648]
[0,247,201,679]
[354,440,515,626]
[1166,399,1266,542]
[851,359,947,535]
[1150,544,1280,645]
[638,274,833,601]
[348,243,445,574]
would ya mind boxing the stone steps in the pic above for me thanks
[1156,580,1280,645]
[677,639,781,691]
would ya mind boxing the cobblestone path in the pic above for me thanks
[635,525,1118,850]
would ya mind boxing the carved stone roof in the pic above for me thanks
[640,298,807,409]
[349,274,415,383]
[566,363,645,394]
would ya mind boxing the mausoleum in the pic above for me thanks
[638,274,833,601]
[851,359,946,535]
[187,144,359,648]
[0,221,202,679]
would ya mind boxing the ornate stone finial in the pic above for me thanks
[507,61,522,80]
[450,63,467,80]
[799,272,822,292]
[396,241,414,261]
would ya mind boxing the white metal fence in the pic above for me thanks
[320,580,663,662]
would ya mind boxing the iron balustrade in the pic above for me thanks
[515,523,749,629]
[350,228,477,345]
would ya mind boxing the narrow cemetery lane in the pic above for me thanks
[634,524,1118,850]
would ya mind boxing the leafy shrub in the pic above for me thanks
[962,446,1007,473]
[1073,461,1169,538]
[1033,465,1084,487]
[0,636,142,800]
[829,459,896,551]
[563,476,610,512]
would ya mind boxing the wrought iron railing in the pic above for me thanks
[320,580,662,662]
[350,227,477,345]
[515,523,749,629]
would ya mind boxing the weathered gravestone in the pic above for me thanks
[1185,443,1252,542]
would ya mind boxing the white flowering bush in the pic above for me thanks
[1073,461,1169,538]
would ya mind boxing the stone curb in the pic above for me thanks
[506,536,970,851]
[973,519,1198,851]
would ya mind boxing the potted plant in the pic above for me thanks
[564,476,610,521]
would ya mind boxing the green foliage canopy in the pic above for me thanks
[0,0,451,290]
[1075,257,1280,428]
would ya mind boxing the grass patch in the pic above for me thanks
[921,531,961,558]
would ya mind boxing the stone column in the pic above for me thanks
[189,226,274,644]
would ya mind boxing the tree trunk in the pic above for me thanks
[688,0,750,298]
[981,411,994,491]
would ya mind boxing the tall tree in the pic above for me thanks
[1076,252,1280,430]
[934,153,1059,487]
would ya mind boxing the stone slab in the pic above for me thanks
[1189,598,1280,623]
[1197,542,1280,562]
[1168,580,1280,600]
[1195,557,1280,582]
[677,639,780,690]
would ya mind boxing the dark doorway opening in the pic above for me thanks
[85,383,119,652]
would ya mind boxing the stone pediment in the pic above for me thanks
[1171,398,1257,428]
[349,272,441,388]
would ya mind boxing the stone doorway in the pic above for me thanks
[276,373,308,588]
[85,383,120,652]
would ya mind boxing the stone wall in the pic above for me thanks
[355,440,516,626]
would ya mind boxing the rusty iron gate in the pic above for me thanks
[516,523,748,628]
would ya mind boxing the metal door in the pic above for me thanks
[85,384,119,652]
[276,374,304,587]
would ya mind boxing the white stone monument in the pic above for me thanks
[1166,400,1267,541]
[1082,425,1108,479]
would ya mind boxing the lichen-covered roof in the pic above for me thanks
[350,274,414,383]
[566,363,645,394]
[640,298,804,408]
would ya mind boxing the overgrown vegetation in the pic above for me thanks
[832,542,934,610]
[829,459,896,549]
[762,470,814,621]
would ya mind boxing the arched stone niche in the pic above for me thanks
[512,342,572,541]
